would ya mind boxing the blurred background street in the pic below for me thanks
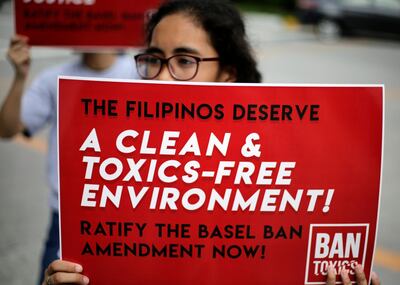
[1,0,399,284]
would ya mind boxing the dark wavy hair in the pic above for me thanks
[145,0,262,83]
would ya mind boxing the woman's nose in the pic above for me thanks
[156,65,174,81]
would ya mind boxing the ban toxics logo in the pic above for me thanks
[305,224,369,284]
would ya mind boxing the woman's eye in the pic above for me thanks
[177,57,196,66]
[145,57,160,65]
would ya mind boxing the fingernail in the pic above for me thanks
[83,276,90,284]
[327,265,334,273]
[75,264,83,272]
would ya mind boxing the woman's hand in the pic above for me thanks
[326,264,381,285]
[42,260,89,285]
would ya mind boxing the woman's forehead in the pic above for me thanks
[149,13,216,56]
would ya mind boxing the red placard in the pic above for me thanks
[14,0,160,47]
[58,78,383,285]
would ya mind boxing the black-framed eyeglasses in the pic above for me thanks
[134,53,219,81]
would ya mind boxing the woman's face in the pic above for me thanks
[147,13,235,82]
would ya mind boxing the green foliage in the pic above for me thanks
[232,0,296,12]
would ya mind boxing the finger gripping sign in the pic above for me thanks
[14,0,161,47]
[58,78,383,285]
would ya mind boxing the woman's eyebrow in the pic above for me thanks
[173,47,201,55]
[145,47,164,55]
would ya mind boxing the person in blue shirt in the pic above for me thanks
[0,36,138,284]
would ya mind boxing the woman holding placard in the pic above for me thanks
[41,0,380,284]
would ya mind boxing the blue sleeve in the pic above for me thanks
[21,69,57,135]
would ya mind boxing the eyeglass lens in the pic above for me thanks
[136,54,199,80]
